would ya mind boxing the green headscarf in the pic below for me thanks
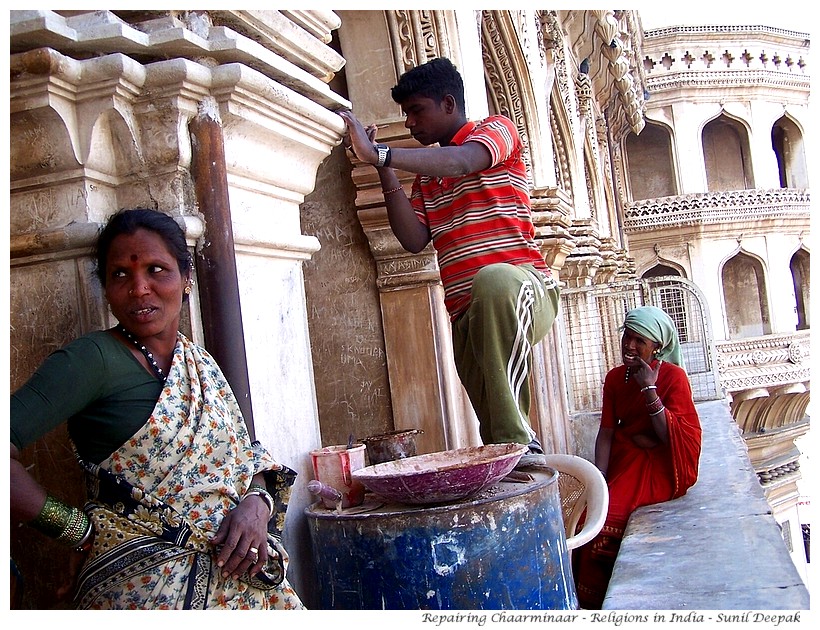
[622,305,684,369]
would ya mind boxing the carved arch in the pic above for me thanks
[720,249,772,339]
[702,107,752,136]
[549,82,580,202]
[624,118,678,200]
[772,113,808,189]
[640,259,686,279]
[582,132,601,221]
[480,10,548,187]
[790,246,810,331]
[702,111,755,191]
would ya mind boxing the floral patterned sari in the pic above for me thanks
[73,333,304,609]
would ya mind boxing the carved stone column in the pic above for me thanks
[531,185,576,279]
[337,11,481,453]
[357,204,478,453]
[348,128,479,453]
[596,236,620,283]
[562,218,604,288]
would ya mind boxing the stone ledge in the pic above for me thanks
[603,399,810,610]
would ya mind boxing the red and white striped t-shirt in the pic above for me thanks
[410,115,551,320]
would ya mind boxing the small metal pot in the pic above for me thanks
[362,429,423,465]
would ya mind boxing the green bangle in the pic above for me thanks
[30,495,72,538]
[30,495,91,547]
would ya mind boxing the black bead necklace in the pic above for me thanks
[117,324,166,381]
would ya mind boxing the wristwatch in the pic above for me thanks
[375,143,392,168]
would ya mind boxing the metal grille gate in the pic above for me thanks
[559,276,721,414]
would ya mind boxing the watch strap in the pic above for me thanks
[375,144,391,168]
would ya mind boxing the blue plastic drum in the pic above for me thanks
[306,467,577,610]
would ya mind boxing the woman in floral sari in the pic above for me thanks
[10,209,304,609]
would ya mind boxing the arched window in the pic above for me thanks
[772,116,808,189]
[722,252,771,338]
[642,263,681,279]
[642,265,688,341]
[702,115,754,191]
[625,121,677,200]
[790,249,810,330]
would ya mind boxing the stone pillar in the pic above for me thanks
[563,218,604,288]
[531,185,576,280]
[358,203,479,453]
[528,186,576,453]
[337,11,482,452]
[350,127,480,452]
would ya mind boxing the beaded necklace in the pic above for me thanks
[117,324,167,381]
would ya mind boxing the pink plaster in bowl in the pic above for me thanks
[351,443,528,505]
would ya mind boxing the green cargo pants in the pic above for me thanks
[451,263,560,446]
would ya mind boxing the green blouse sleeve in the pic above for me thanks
[10,331,162,463]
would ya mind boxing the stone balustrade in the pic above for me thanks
[715,330,810,396]
[641,24,810,96]
[623,189,810,232]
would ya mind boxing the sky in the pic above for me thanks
[637,5,806,33]
[9,4,808,33]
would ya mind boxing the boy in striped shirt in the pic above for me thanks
[339,57,559,468]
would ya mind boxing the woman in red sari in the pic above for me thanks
[574,305,702,609]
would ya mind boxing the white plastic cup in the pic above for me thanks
[309,444,367,509]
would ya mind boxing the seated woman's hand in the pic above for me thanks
[212,495,271,580]
[631,433,660,449]
[55,546,91,603]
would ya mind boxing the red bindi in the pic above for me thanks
[130,254,138,262]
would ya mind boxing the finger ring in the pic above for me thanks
[248,547,259,555]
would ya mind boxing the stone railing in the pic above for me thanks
[715,330,811,395]
[623,189,810,232]
[645,24,809,39]
[641,24,810,80]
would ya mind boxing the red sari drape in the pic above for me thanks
[575,361,702,609]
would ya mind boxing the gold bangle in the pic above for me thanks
[56,510,90,548]
[54,508,89,547]
[382,185,403,195]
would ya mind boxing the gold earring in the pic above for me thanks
[184,286,192,295]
